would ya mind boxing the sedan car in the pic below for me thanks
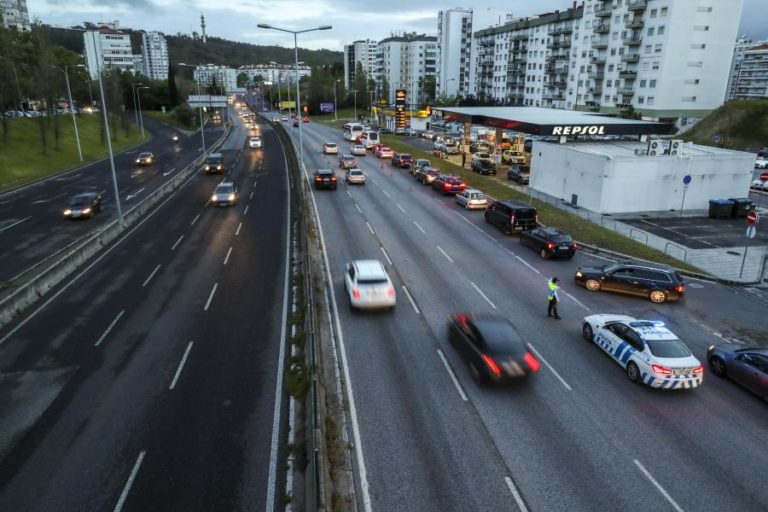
[751,179,768,191]
[135,151,154,166]
[375,146,394,159]
[313,169,337,190]
[471,159,496,176]
[419,169,441,185]
[64,192,103,219]
[249,136,262,149]
[448,313,540,385]
[582,315,703,389]
[344,259,396,310]
[707,344,768,400]
[210,181,238,206]
[202,153,225,174]
[432,174,466,195]
[339,154,358,170]
[346,169,366,185]
[351,144,367,157]
[392,152,414,168]
[455,189,488,210]
[575,261,685,303]
[507,167,530,185]
[520,227,577,259]
[755,157,768,169]
[323,143,338,155]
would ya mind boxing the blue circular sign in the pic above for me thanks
[683,175,692,185]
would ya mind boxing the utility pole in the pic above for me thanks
[351,89,358,121]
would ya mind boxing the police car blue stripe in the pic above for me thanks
[620,347,635,365]
[613,341,628,360]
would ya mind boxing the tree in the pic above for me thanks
[168,63,179,106]
[352,62,369,110]
[381,77,390,106]
[237,72,248,88]
[421,75,436,104]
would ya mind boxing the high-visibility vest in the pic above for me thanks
[548,281,559,301]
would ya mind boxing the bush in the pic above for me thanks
[172,104,195,128]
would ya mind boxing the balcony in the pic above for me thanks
[619,70,637,79]
[628,0,648,11]
[512,33,529,41]
[554,67,570,75]
[616,102,633,110]
[619,87,635,96]
[588,72,605,80]
[549,39,572,49]
[594,4,612,17]
[625,18,644,29]
[591,56,607,66]
[549,26,574,36]
[623,36,642,46]
[593,23,610,34]
[621,53,640,63]
[589,86,603,95]
[591,38,608,49]
[549,80,567,88]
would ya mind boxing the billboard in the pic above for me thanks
[395,89,406,129]
[279,101,296,109]
[319,102,335,113]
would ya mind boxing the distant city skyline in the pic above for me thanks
[27,0,764,52]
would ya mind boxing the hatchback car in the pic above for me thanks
[484,200,538,233]
[210,182,238,206]
[351,144,367,156]
[412,158,432,175]
[455,189,488,210]
[507,167,530,184]
[392,153,414,168]
[755,157,768,169]
[433,175,466,195]
[64,192,103,219]
[346,169,366,185]
[344,259,396,310]
[313,169,338,190]
[520,227,577,259]
[249,136,262,149]
[323,143,338,155]
[375,146,394,158]
[575,261,685,303]
[339,154,358,170]
[135,152,154,166]
[203,153,225,174]
[419,169,441,185]
[471,159,496,176]
[448,313,540,385]
[707,344,768,400]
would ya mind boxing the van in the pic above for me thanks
[361,130,379,148]
[484,200,537,233]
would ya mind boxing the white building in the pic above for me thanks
[83,22,136,79]
[140,31,169,81]
[193,64,238,93]
[238,64,311,87]
[378,33,437,107]
[726,38,768,100]
[436,8,473,99]
[1,0,30,31]
[343,39,378,89]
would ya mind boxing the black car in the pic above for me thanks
[574,261,685,303]
[64,192,103,219]
[448,312,540,385]
[313,169,337,190]
[471,159,497,176]
[707,344,768,401]
[203,153,225,174]
[391,152,414,168]
[520,227,576,259]
[419,169,441,185]
[484,200,538,233]
[507,167,530,184]
[432,174,466,195]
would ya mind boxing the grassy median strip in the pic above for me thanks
[380,134,702,273]
[0,115,145,192]
[142,110,199,131]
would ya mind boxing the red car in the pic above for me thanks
[303,116,310,123]
[376,146,394,158]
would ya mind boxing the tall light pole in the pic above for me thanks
[137,86,149,139]
[258,23,332,172]
[333,79,339,121]
[131,82,140,130]
[350,89,358,121]
[52,65,83,161]
[178,63,207,156]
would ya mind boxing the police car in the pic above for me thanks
[581,314,703,389]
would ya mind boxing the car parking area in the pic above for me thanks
[621,215,768,249]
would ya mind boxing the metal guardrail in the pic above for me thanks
[664,241,688,262]
[629,227,648,245]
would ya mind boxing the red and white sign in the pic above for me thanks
[760,172,768,182]
[747,210,759,225]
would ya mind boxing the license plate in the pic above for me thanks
[673,369,689,375]
[559,245,570,249]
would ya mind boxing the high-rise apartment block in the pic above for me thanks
[726,37,768,100]
[140,31,169,81]
[193,64,238,93]
[1,0,30,31]
[436,8,473,98]
[343,39,378,89]
[83,22,136,79]
[377,33,437,106]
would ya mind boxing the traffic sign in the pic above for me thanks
[683,175,692,185]
[746,225,757,239]
[760,172,768,182]
[713,135,721,143]
[747,210,759,225]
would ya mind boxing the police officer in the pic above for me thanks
[547,277,561,319]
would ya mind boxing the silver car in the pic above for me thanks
[210,182,238,206]
[708,344,768,401]
[455,189,488,210]
[346,169,366,185]
[344,259,396,310]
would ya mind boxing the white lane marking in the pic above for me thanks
[366,221,375,235]
[112,450,146,512]
[634,460,685,512]
[527,343,572,391]
[249,190,254,200]
[401,285,420,314]
[437,246,454,264]
[452,211,496,241]
[396,203,406,214]
[504,476,530,512]
[190,213,200,226]
[204,282,218,311]
[141,264,161,288]
[413,221,426,234]
[124,187,145,201]
[382,189,391,198]
[471,281,497,309]
[94,310,125,347]
[380,246,393,266]
[244,205,249,215]
[169,341,194,390]
[171,235,184,251]
[437,349,468,401]
[371,178,380,186]
[0,216,32,234]
[515,255,541,274]
[235,222,243,236]
[355,203,362,214]
[563,291,590,311]
[505,248,516,257]
[346,190,353,199]
[223,246,233,265]
[162,167,176,177]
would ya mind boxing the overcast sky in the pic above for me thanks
[28,0,767,53]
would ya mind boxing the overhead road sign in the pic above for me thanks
[187,95,228,108]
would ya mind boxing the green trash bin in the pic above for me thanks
[708,199,734,219]
[728,198,752,218]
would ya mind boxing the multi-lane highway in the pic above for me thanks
[0,108,292,511]
[278,113,768,512]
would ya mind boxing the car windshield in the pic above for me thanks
[646,339,691,358]
[474,319,526,356]
[470,193,485,199]
[350,170,363,175]
[139,153,151,158]
[216,185,234,194]
[207,157,222,164]
[68,195,91,206]
[326,143,337,148]
[402,154,412,159]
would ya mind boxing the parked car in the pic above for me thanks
[346,168,366,185]
[392,152,414,168]
[484,200,538,233]
[339,154,358,170]
[707,344,768,401]
[63,192,103,219]
[422,130,436,140]
[323,143,338,155]
[507,167,530,184]
[455,189,488,210]
[574,261,685,303]
[520,227,577,259]
[313,169,338,190]
[210,181,238,206]
[471,159,496,176]
[472,152,494,164]
[502,150,526,165]
[432,174,466,195]
[344,259,396,310]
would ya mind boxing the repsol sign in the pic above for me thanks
[551,125,606,135]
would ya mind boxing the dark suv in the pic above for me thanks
[313,169,338,190]
[203,153,225,174]
[471,159,496,176]
[432,175,466,195]
[392,153,414,168]
[484,200,537,233]
[574,261,685,303]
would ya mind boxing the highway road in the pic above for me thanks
[0,118,224,284]
[0,109,291,511]
[279,114,768,512]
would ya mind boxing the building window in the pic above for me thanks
[641,62,650,71]
[650,8,657,18]
[647,96,654,105]
[647,27,655,36]
[606,80,612,87]
[638,96,644,104]
[654,43,662,53]
[644,45,652,54]
[613,32,619,40]
[608,64,615,72]
[660,7,668,16]
[657,26,665,35]
[652,61,660,70]
[649,79,656,87]
[640,79,647,87]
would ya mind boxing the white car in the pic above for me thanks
[455,189,488,210]
[346,168,366,185]
[751,179,768,191]
[755,157,768,169]
[210,181,238,207]
[323,142,338,155]
[249,136,262,149]
[344,259,396,310]
[351,144,367,156]
[582,315,703,390]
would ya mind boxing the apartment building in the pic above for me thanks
[343,39,378,89]
[237,64,311,87]
[1,0,30,31]
[726,37,768,100]
[83,22,136,79]
[436,8,473,98]
[140,31,169,80]
[378,33,437,106]
[193,64,238,93]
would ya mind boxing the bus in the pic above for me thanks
[343,122,365,141]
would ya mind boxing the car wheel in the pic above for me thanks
[709,356,727,377]
[585,279,601,292]
[582,323,594,343]
[649,290,667,303]
[626,362,641,384]
[540,248,549,259]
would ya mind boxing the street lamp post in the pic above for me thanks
[137,86,149,139]
[333,79,339,121]
[131,82,140,130]
[258,23,332,172]
[178,63,207,156]
[52,65,83,161]
[351,89,358,121]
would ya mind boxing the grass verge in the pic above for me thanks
[380,134,703,273]
[142,110,199,131]
[0,115,145,192]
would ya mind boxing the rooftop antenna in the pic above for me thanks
[200,13,207,44]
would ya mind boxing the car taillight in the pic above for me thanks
[387,287,395,297]
[331,176,337,182]
[460,182,466,189]
[510,214,516,225]
[444,183,451,189]
[546,242,555,250]
[693,365,704,374]
[352,288,360,299]
[652,364,673,375]
[523,352,540,372]
[315,176,321,182]
[571,243,578,249]
[481,354,502,378]
[675,284,685,294]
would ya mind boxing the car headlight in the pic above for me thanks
[82,208,91,214]
[576,271,583,278]
[217,165,222,170]
[211,194,218,201]
[135,159,140,163]
[228,193,236,201]
[64,209,72,215]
